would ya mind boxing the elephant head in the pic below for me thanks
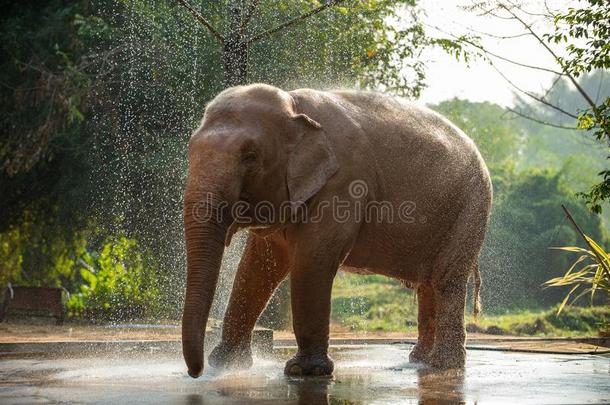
[182,84,338,378]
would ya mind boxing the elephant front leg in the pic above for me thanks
[284,250,339,377]
[409,282,435,363]
[209,233,289,370]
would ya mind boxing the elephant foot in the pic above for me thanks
[426,346,466,370]
[408,343,432,363]
[208,341,253,370]
[284,352,334,377]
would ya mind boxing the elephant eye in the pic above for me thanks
[242,151,258,164]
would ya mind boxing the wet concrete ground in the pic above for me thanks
[0,345,608,404]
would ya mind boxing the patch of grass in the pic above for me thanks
[468,306,610,336]
[331,272,609,336]
[331,272,417,332]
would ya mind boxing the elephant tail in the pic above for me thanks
[473,263,482,319]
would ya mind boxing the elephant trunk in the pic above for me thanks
[182,188,230,378]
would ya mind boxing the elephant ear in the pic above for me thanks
[286,113,339,209]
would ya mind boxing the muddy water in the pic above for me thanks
[0,345,608,404]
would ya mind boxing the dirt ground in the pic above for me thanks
[1,321,608,354]
[0,321,182,343]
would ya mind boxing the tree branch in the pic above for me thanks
[505,107,578,130]
[240,0,261,35]
[175,0,224,44]
[426,23,565,76]
[466,29,530,40]
[542,73,562,100]
[247,0,347,45]
[594,69,605,104]
[466,3,515,20]
[503,0,553,18]
[499,3,597,110]
[489,59,579,119]
[443,17,530,40]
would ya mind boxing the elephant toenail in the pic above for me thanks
[290,365,302,375]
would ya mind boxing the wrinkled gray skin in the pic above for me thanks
[182,84,492,378]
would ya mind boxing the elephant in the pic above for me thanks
[182,83,492,378]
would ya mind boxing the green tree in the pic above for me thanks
[545,0,610,213]
[480,168,608,312]
[514,72,609,197]
[0,0,454,319]
[83,0,443,318]
[448,1,609,213]
[171,0,438,94]
[0,1,97,295]
[431,98,609,311]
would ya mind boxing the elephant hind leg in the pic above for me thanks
[427,193,489,369]
[428,270,470,369]
[409,282,436,363]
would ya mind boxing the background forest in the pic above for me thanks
[1,0,608,334]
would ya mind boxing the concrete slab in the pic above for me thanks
[0,327,274,356]
[0,344,608,404]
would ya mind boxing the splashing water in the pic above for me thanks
[1,346,608,404]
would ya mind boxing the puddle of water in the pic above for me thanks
[0,345,608,404]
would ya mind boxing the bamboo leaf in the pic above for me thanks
[557,284,580,314]
[570,287,593,306]
[549,246,589,253]
[590,265,603,305]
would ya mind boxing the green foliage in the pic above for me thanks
[430,98,609,311]
[1,0,450,320]
[546,0,610,77]
[514,72,609,216]
[545,0,610,213]
[0,0,94,282]
[139,0,437,95]
[480,167,608,311]
[0,227,23,289]
[1,0,608,326]
[0,209,166,321]
[0,206,166,320]
[66,235,162,321]
[0,208,88,289]
[0,1,91,177]
[575,100,610,214]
